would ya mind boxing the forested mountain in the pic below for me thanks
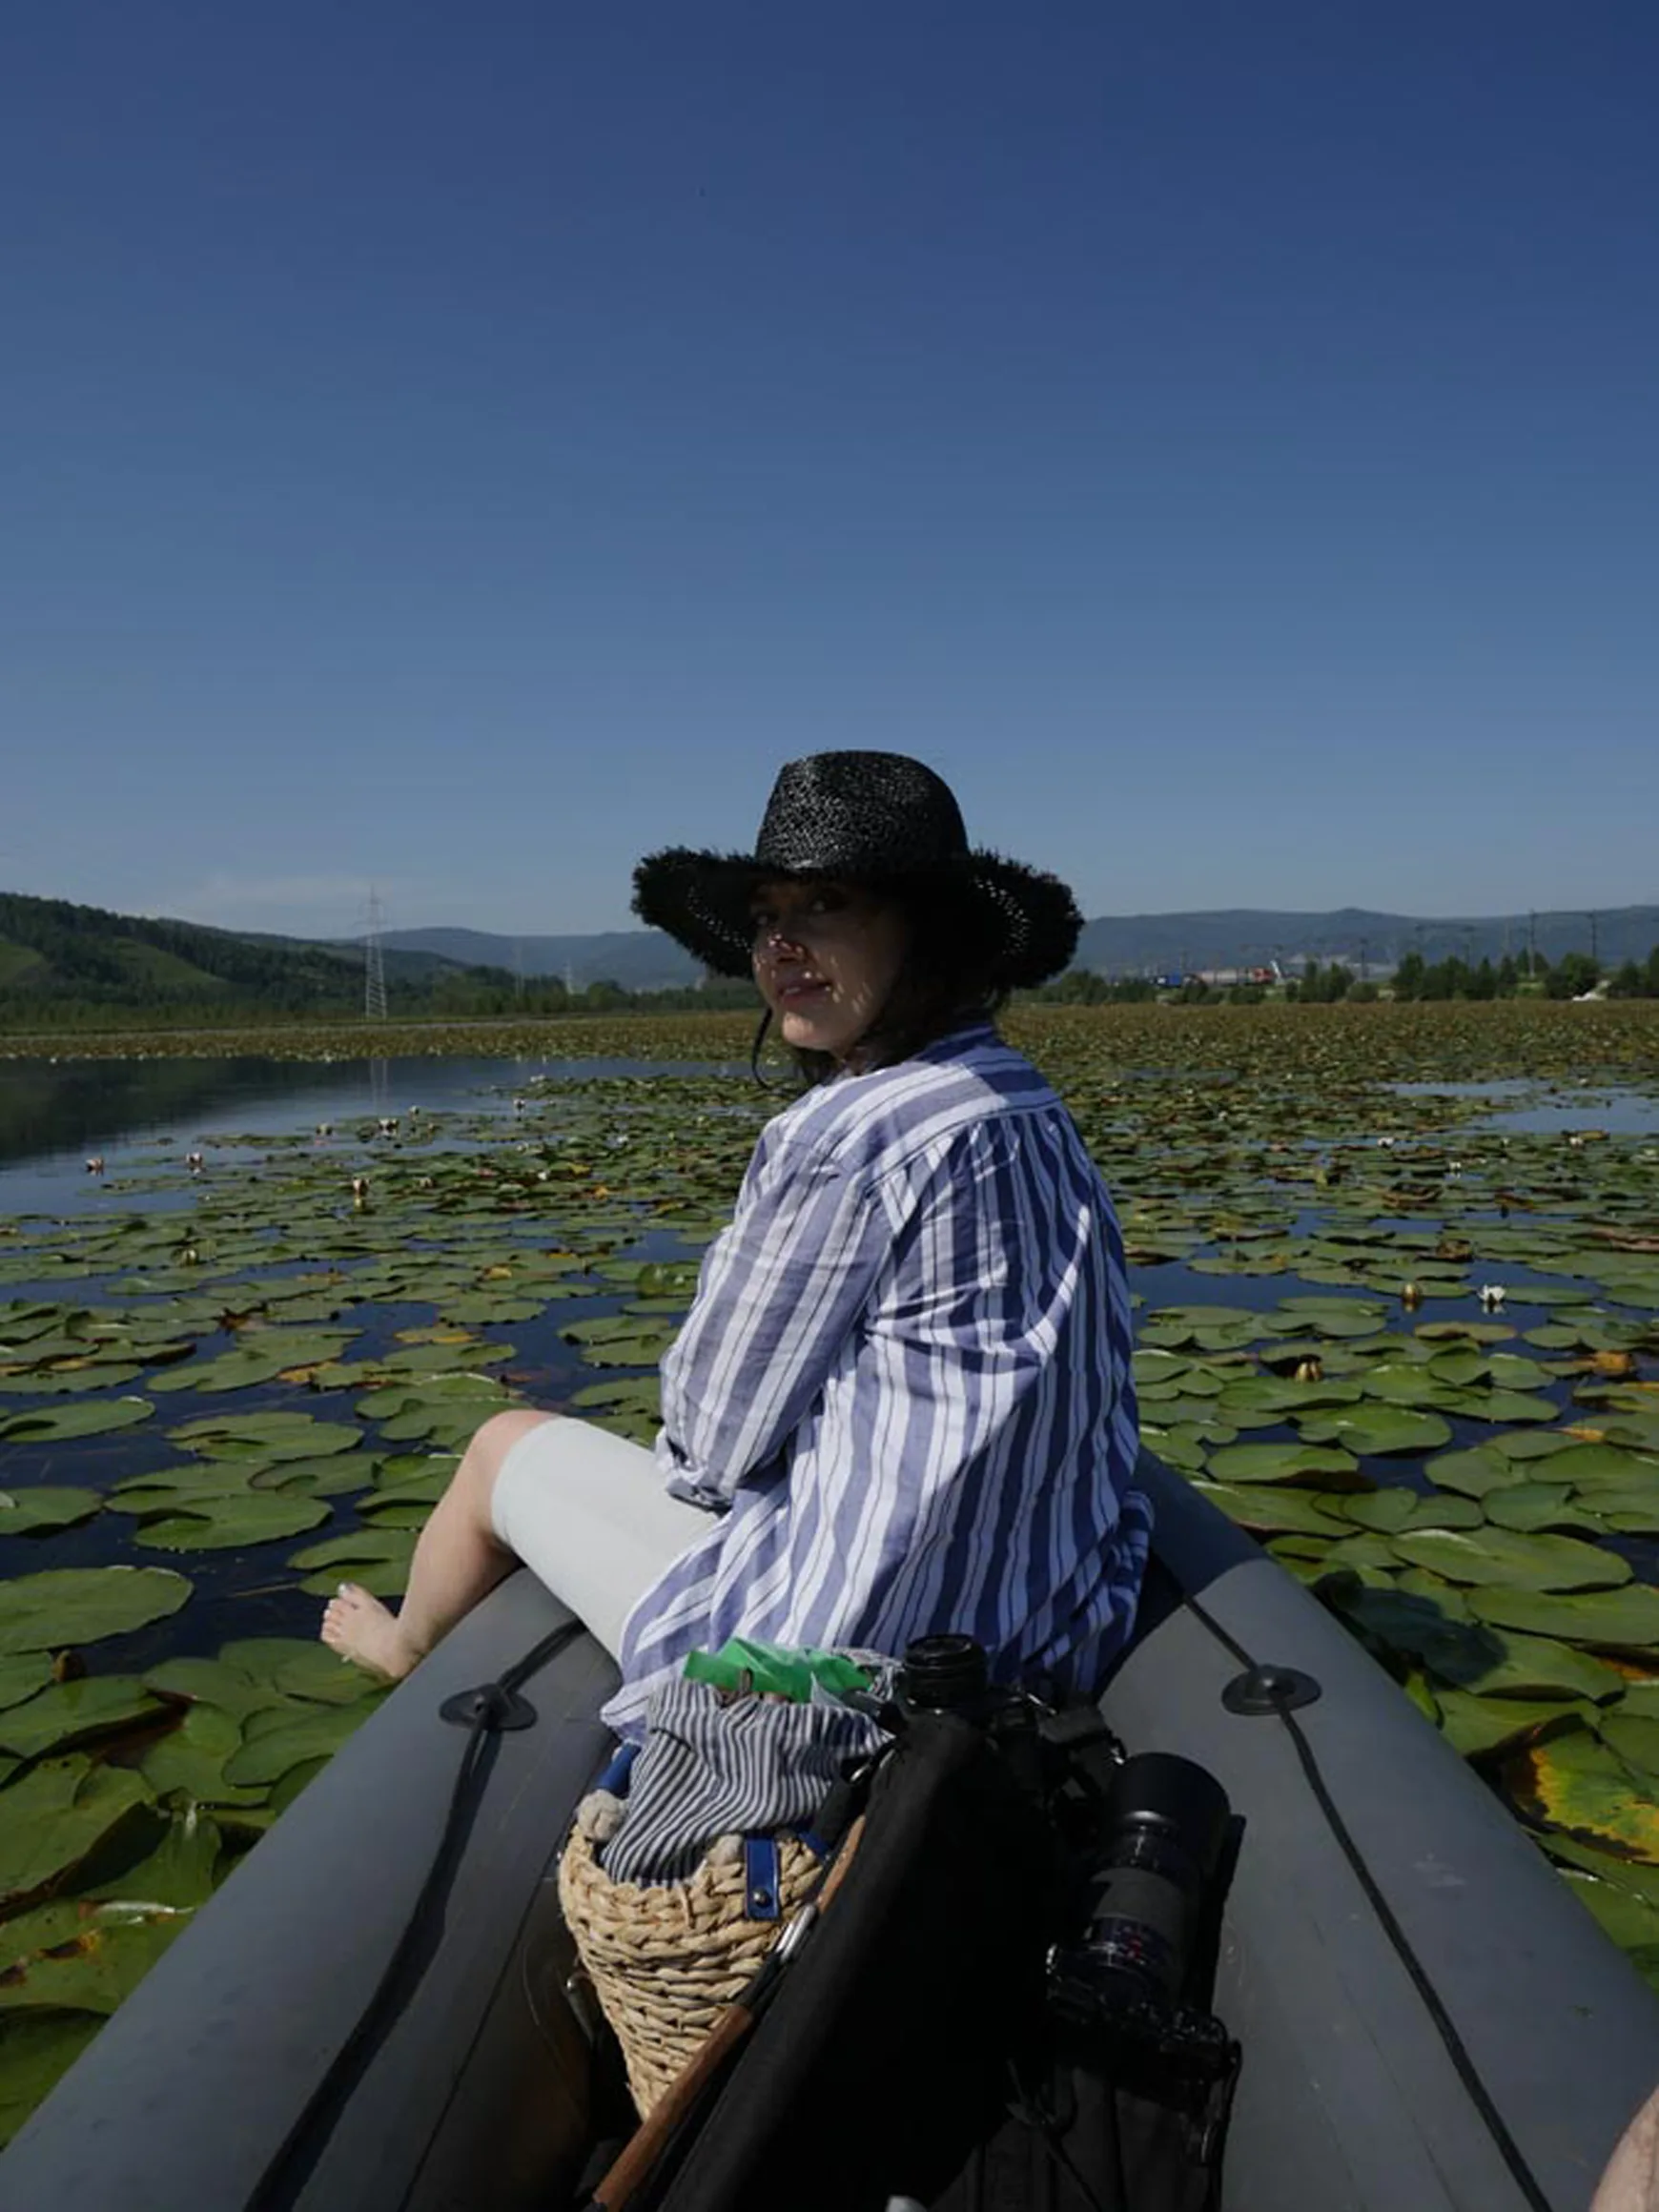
[375,927,699,991]
[383,905,1659,982]
[0,891,504,1021]
[4,885,1654,1030]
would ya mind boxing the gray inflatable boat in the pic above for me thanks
[4,1454,1658,2212]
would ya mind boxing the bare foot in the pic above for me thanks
[320,1583,422,1680]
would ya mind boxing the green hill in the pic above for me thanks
[0,891,511,1028]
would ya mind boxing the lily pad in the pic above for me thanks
[1531,1443,1659,1489]
[1492,1429,1583,1462]
[0,1656,54,1715]
[1337,1487,1420,1533]
[1391,1526,1630,1592]
[1503,1723,1659,1863]
[1471,1584,1659,1652]
[567,1377,664,1419]
[223,1702,372,1786]
[0,1899,192,2015]
[0,2015,104,2146]
[149,1332,358,1393]
[168,1413,362,1461]
[1440,1388,1559,1426]
[140,1657,287,1724]
[269,1644,385,1707]
[1600,1711,1659,1778]
[1185,1482,1351,1537]
[0,1397,154,1443]
[0,1567,193,1656]
[84,1808,222,1909]
[1299,1405,1455,1456]
[140,1701,266,1810]
[250,1452,386,1499]
[0,1678,168,1763]
[0,1488,101,1538]
[0,1758,154,1907]
[1557,1865,1659,1983]
[133,1492,332,1553]
[288,1526,416,1598]
[1200,1441,1361,1485]
[1484,1485,1608,1537]
[1437,1691,1588,1762]
[1423,1447,1526,1500]
[1317,1533,1401,1576]
[1416,1321,1517,1344]
[1428,1628,1626,1705]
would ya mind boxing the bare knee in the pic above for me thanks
[458,1409,559,1510]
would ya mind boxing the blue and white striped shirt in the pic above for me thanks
[603,1023,1149,1737]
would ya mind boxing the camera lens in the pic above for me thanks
[1079,1753,1231,2007]
[899,1636,989,1714]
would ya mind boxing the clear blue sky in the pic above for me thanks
[5,2,1655,937]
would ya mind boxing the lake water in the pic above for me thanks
[1388,1077,1659,1137]
[6,1049,1657,1658]
[0,1052,747,1666]
[0,1053,743,1218]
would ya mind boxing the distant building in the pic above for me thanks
[1192,963,1280,989]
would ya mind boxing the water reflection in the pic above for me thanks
[0,1052,746,1219]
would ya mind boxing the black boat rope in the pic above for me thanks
[245,1615,584,2212]
[1181,1592,1554,2212]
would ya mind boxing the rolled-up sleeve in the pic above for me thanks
[656,1137,891,1509]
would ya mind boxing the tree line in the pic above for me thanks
[1030,946,1659,1007]
[1387,947,1659,1000]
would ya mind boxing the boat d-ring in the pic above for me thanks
[440,1681,540,1731]
[1220,1662,1321,1716]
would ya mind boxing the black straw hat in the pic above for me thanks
[632,752,1082,989]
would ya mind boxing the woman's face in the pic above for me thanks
[749,878,909,1064]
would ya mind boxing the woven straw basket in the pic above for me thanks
[559,1826,822,2114]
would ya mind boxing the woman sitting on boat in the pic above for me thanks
[322,751,1150,1733]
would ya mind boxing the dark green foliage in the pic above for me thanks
[1390,945,1659,1003]
[1025,970,1157,1005]
[1546,952,1604,1000]
[0,891,762,1034]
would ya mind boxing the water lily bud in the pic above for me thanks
[1295,1357,1323,1383]
[1401,1282,1423,1310]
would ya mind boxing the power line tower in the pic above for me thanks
[364,888,388,1021]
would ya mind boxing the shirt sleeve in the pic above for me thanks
[656,1132,891,1509]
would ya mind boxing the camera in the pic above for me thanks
[897,1636,1239,2113]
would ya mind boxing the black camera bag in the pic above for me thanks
[582,1701,1236,2212]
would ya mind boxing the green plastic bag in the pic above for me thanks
[682,1636,871,1703]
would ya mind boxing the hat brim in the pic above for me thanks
[632,846,1081,990]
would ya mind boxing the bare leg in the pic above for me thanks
[320,1408,555,1679]
[1592,2083,1659,2212]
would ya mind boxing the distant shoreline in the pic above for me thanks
[5,998,1659,1067]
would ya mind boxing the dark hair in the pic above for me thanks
[754,883,1008,1090]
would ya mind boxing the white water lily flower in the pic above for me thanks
[1478,1284,1506,1309]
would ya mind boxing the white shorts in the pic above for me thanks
[488,1416,714,1659]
